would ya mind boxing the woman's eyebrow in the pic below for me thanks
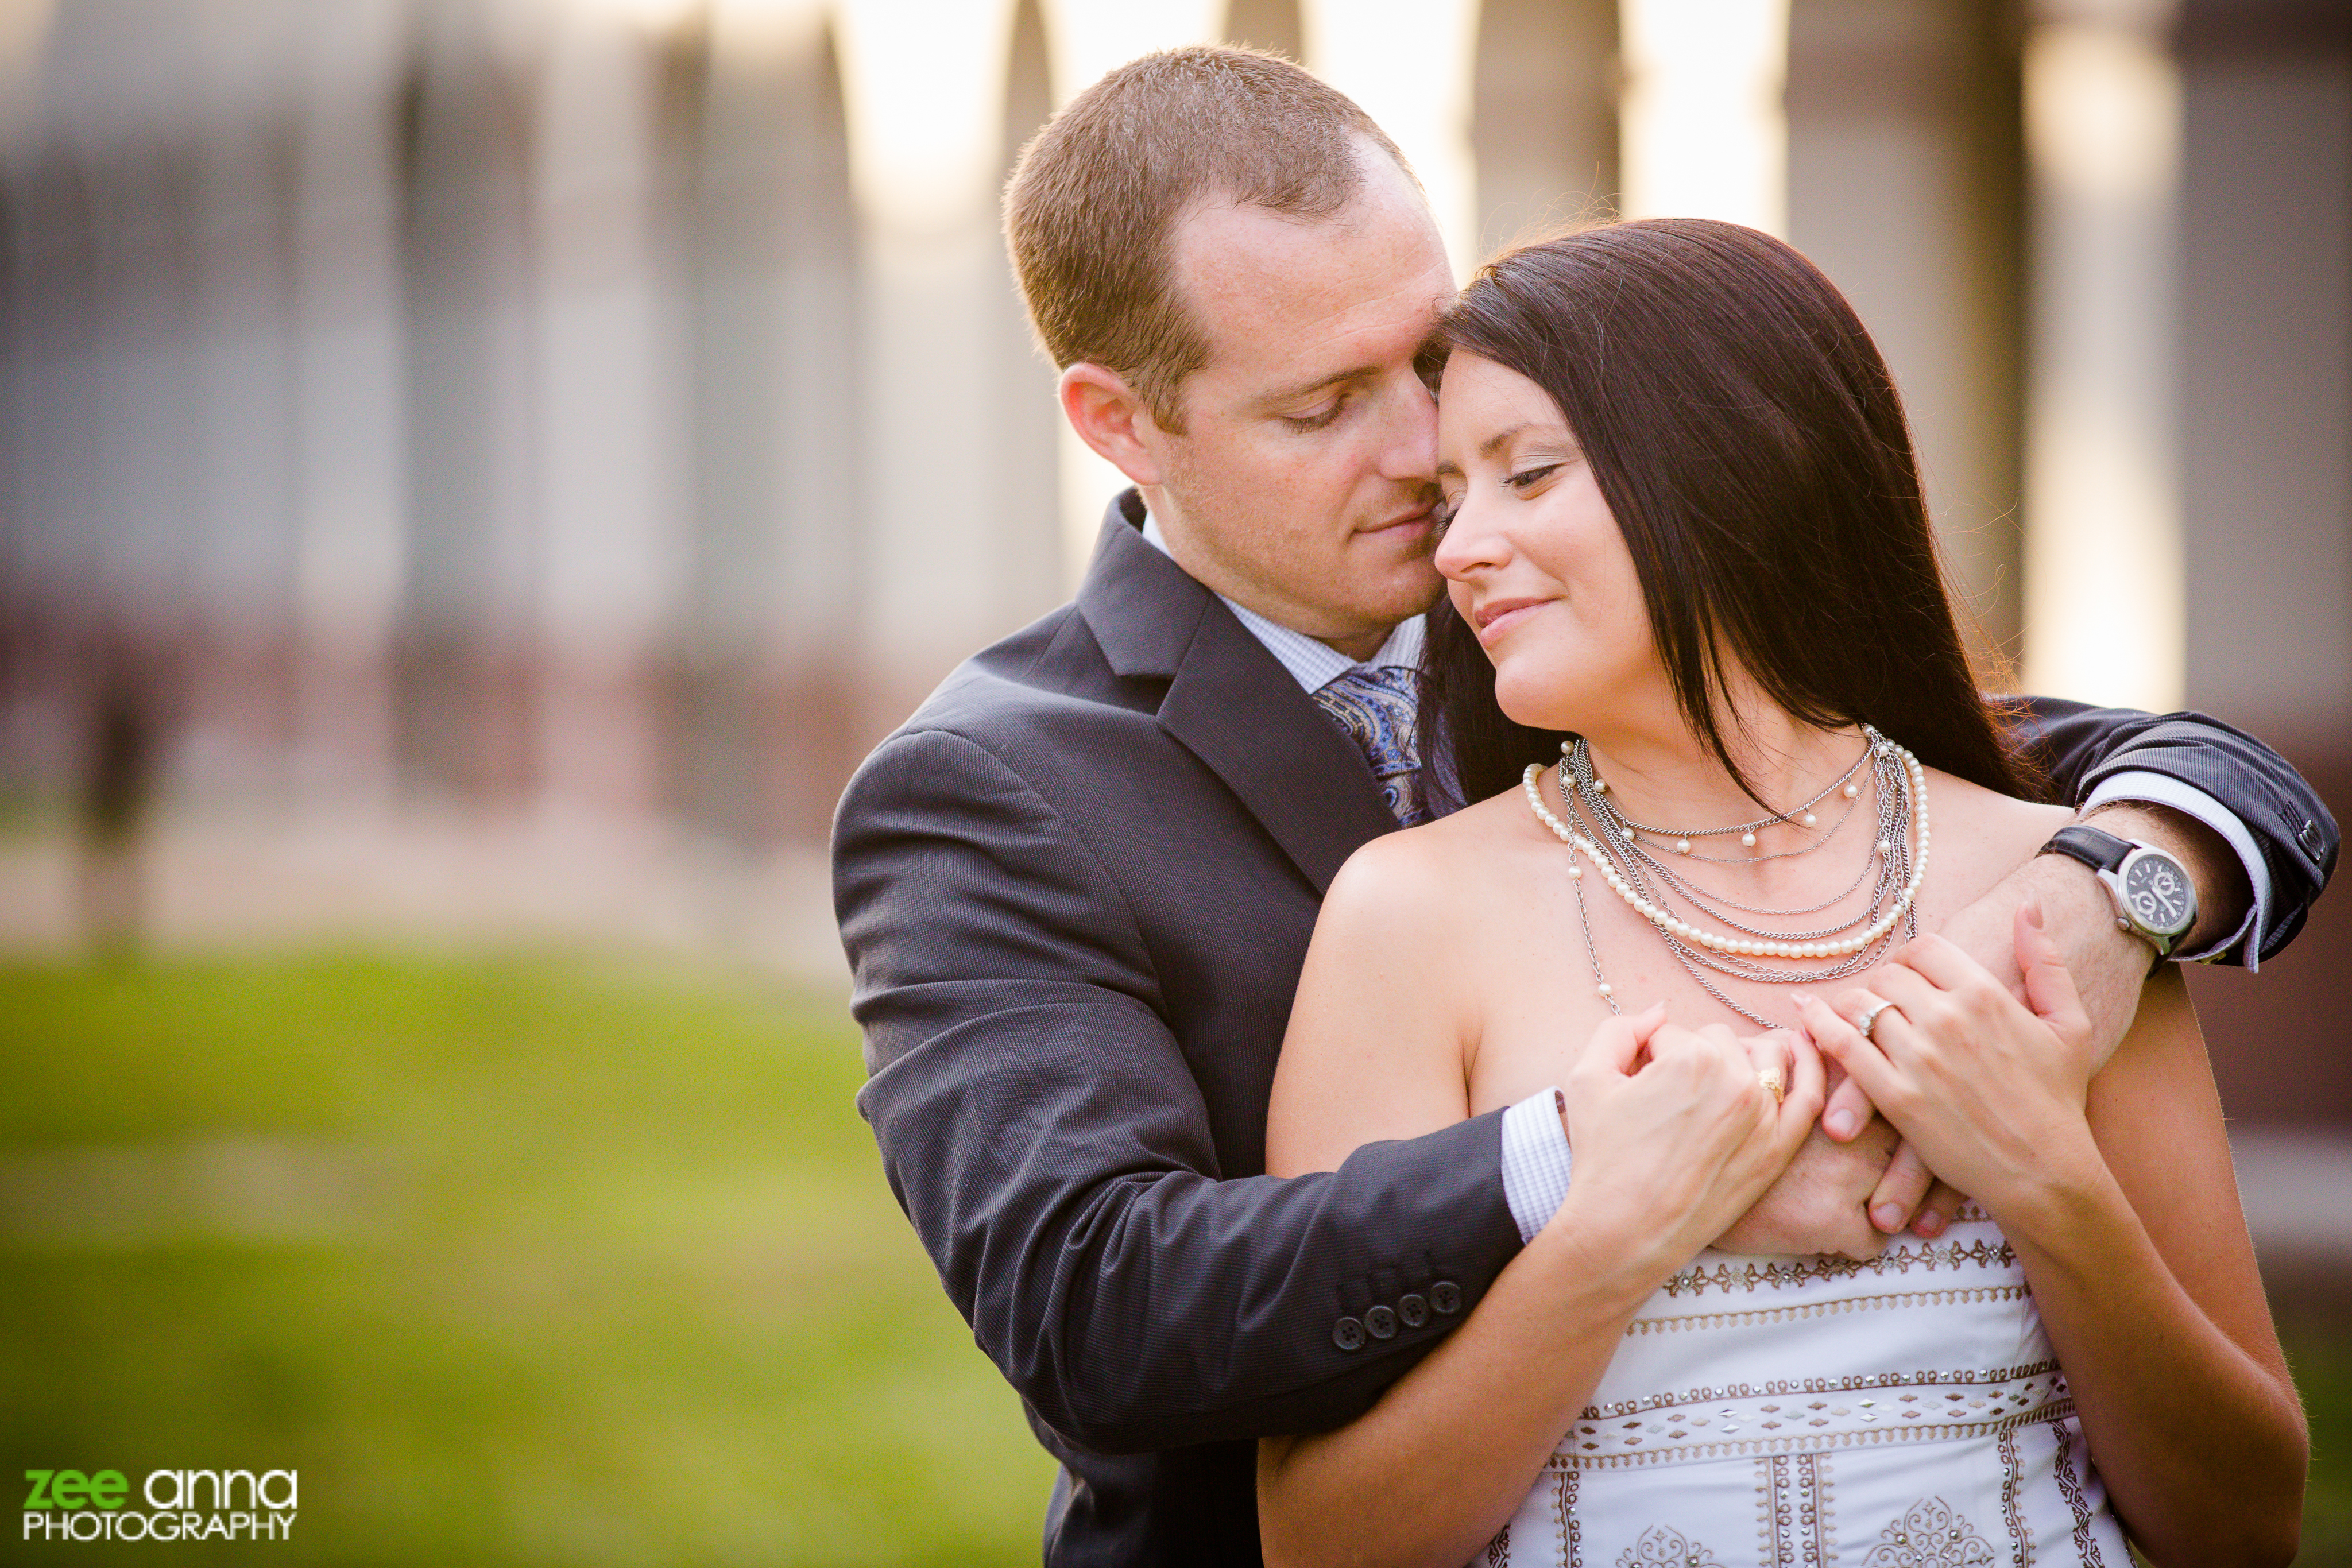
[1478,423,1533,459]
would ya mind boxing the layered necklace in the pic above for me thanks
[1521,726,1929,1029]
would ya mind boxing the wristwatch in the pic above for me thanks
[2036,825,2198,959]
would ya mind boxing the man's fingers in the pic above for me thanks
[1910,1180,1968,1239]
[1819,1073,1877,1143]
[1867,1139,1933,1234]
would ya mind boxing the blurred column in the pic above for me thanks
[396,10,541,802]
[1618,0,1792,235]
[2020,0,2184,711]
[684,1,862,841]
[1039,0,1220,584]
[183,16,304,802]
[834,0,1026,726]
[1302,0,1480,278]
[1470,0,1618,260]
[531,9,687,820]
[291,1,410,809]
[2176,2,2351,748]
[1222,0,1303,60]
[1787,0,2026,667]
[982,0,1062,624]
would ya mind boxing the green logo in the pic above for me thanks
[21,1473,127,1512]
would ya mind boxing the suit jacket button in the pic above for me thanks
[1398,1292,1429,1328]
[1429,1280,1463,1315]
[1332,1317,1365,1352]
[1364,1304,1398,1339]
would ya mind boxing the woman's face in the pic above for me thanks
[1432,352,1665,737]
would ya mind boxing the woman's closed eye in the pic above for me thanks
[1506,463,1562,493]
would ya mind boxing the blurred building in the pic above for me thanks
[0,0,2342,1109]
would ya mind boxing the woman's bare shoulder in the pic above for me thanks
[1918,765,2073,901]
[1330,783,1540,893]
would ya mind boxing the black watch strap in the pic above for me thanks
[2038,824,2134,876]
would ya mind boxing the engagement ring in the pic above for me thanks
[1854,1001,1896,1041]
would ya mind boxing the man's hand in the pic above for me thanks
[1712,1113,1902,1261]
[1810,797,2249,1237]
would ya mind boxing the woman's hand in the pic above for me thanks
[1796,898,2102,1225]
[1550,1006,1826,1286]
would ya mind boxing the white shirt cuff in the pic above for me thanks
[2083,771,2270,970]
[1499,1086,1573,1244]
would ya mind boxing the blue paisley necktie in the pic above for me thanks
[1312,665,1432,827]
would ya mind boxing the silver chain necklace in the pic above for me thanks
[1525,729,1930,1029]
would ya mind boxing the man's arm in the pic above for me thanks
[834,727,1523,1455]
[2013,698,2336,966]
[1840,699,2339,1234]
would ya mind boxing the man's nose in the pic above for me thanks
[1374,371,1439,483]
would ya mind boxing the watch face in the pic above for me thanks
[2122,853,2194,934]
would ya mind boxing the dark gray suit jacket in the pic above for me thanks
[832,493,2335,1567]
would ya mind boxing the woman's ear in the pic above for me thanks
[1060,363,1168,488]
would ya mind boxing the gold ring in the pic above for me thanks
[1757,1067,1785,1105]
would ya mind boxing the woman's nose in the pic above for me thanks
[1433,491,1504,579]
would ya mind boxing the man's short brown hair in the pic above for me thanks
[1004,46,1412,431]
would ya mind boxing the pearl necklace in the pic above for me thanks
[1522,732,1931,1026]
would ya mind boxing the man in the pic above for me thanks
[832,47,2334,1567]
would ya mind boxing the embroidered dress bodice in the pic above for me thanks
[1479,1206,2130,1567]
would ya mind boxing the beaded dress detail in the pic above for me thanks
[1472,1206,2128,1566]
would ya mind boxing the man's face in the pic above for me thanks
[1140,153,1455,655]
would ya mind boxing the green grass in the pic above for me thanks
[2291,1320,2352,1566]
[0,954,1055,1565]
[3,954,2349,1565]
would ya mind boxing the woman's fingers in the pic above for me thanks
[1887,931,1982,990]
[2015,896,2093,1046]
[1583,1002,1666,1079]
[1795,992,1905,1111]
[1786,1027,1828,1118]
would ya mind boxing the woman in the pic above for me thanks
[1255,221,2305,1566]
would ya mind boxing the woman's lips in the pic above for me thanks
[1472,597,1549,645]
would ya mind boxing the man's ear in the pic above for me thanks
[1060,363,1168,488]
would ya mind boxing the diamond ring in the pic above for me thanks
[1854,1001,1897,1041]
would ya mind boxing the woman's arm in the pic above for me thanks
[1804,909,2307,1567]
[1260,838,1825,1568]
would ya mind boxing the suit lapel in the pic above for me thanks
[1078,493,1397,894]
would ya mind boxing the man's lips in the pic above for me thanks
[1472,597,1550,644]
[1359,506,1434,538]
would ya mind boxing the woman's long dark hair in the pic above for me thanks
[1419,218,2041,810]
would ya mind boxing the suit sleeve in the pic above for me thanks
[831,726,1524,1455]
[2006,696,2337,964]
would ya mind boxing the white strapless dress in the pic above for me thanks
[1479,1205,2132,1567]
